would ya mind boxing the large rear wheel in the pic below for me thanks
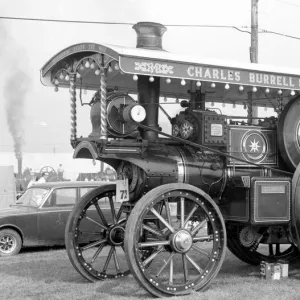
[227,225,299,265]
[65,184,130,281]
[125,183,226,297]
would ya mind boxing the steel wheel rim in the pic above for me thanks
[132,190,226,294]
[255,243,297,262]
[228,227,299,264]
[72,190,130,279]
[0,235,17,254]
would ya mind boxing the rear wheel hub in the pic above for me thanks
[108,225,125,246]
[171,230,193,253]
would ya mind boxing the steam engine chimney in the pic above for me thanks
[133,22,166,142]
[17,155,22,178]
[133,22,166,50]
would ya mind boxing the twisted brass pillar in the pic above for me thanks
[100,67,107,140]
[69,73,77,141]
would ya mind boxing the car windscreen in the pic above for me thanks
[16,188,50,207]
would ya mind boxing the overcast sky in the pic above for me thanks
[1,0,300,155]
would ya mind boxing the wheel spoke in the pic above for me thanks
[157,201,164,214]
[156,252,175,277]
[139,240,170,248]
[78,231,103,235]
[142,224,164,238]
[90,243,106,264]
[191,219,207,236]
[142,247,164,267]
[180,197,185,228]
[94,202,108,226]
[81,239,107,251]
[169,255,174,285]
[116,202,124,221]
[109,196,117,224]
[182,254,189,283]
[85,216,107,230]
[192,244,211,258]
[186,254,203,273]
[150,207,175,233]
[183,204,199,228]
[103,246,114,273]
[193,235,213,242]
[112,247,121,273]
[269,244,274,256]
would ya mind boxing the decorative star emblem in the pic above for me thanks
[249,139,261,152]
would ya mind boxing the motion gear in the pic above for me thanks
[239,227,258,248]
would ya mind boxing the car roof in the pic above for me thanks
[30,181,114,189]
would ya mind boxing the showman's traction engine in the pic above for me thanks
[40,22,300,297]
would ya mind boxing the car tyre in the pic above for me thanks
[0,229,22,256]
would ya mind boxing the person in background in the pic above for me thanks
[14,173,24,193]
[27,172,37,188]
[37,172,49,183]
[104,174,109,182]
[57,164,64,181]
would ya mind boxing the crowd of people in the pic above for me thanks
[16,164,117,193]
[77,168,117,182]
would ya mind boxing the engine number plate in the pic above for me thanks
[261,185,285,194]
[116,178,129,202]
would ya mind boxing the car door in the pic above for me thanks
[37,187,77,246]
[14,207,39,246]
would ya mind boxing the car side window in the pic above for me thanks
[42,192,54,207]
[80,187,96,198]
[52,188,77,206]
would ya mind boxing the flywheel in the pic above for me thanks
[277,95,300,171]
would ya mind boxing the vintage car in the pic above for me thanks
[0,181,112,256]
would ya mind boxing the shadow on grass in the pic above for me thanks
[1,246,300,299]
[94,277,150,299]
[20,245,65,254]
[221,251,300,280]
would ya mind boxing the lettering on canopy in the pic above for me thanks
[134,61,174,75]
[42,43,118,77]
[120,57,300,90]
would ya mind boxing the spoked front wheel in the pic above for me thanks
[125,183,226,297]
[65,184,130,281]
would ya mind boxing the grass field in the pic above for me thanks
[1,246,300,300]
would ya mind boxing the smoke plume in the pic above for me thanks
[1,22,30,164]
[4,71,30,160]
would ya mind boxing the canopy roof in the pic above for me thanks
[41,42,300,107]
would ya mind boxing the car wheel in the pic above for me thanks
[0,229,22,256]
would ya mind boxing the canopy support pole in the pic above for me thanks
[100,66,108,140]
[69,73,77,141]
[247,92,253,124]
